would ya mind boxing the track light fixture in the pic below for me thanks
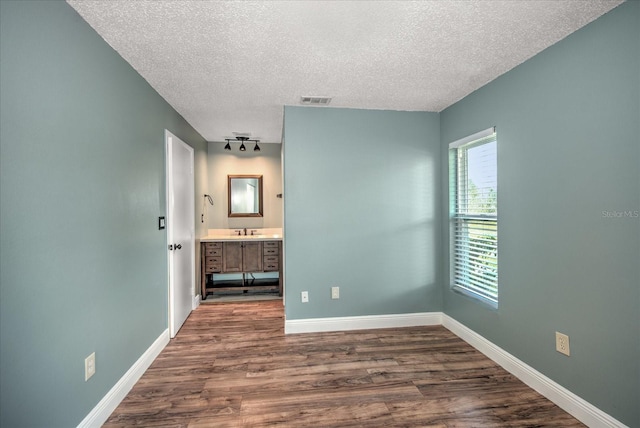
[224,136,260,152]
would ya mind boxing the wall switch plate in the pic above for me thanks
[158,216,165,230]
[301,291,309,303]
[556,332,570,356]
[331,286,340,299]
[85,352,96,381]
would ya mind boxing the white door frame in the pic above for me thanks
[165,130,195,338]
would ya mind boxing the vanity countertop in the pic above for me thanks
[201,228,283,242]
[201,234,282,242]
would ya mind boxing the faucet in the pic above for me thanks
[250,229,255,236]
[243,228,247,236]
[235,229,242,236]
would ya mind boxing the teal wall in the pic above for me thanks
[283,107,441,319]
[0,1,207,427]
[440,2,639,426]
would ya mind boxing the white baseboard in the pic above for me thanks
[192,294,201,310]
[77,329,170,428]
[441,314,628,428]
[284,312,441,334]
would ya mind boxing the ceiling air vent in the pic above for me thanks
[300,96,332,105]
[232,132,252,137]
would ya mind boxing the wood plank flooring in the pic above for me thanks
[104,301,584,427]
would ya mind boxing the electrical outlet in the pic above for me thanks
[555,332,570,356]
[331,286,340,300]
[301,291,309,303]
[85,352,96,381]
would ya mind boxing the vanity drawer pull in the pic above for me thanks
[264,241,279,248]
[206,256,221,264]
[205,248,222,256]
[264,256,278,263]
[264,263,279,271]
[264,248,278,255]
[205,242,222,249]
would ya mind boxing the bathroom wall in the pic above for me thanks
[440,2,639,425]
[0,1,208,426]
[206,142,283,232]
[283,107,442,320]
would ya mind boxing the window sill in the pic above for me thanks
[451,285,498,311]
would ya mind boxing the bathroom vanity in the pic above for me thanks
[200,232,282,299]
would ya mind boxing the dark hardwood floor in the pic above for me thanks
[104,301,584,427]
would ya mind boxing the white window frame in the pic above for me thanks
[449,127,498,306]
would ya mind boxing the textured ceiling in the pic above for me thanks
[67,0,623,143]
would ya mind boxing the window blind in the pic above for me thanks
[449,128,498,304]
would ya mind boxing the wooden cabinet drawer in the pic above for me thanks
[263,262,279,272]
[263,241,280,271]
[204,242,222,257]
[205,247,222,257]
[264,247,279,256]
[205,256,222,273]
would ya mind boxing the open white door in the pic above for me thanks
[166,130,195,338]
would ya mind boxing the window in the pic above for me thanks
[449,127,498,305]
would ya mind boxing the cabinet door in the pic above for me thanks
[223,242,243,272]
[242,242,263,272]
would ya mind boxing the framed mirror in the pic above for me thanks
[228,175,263,217]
